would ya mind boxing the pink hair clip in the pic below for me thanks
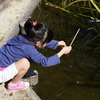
[32,21,37,26]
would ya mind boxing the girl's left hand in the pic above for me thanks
[58,41,66,47]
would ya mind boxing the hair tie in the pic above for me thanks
[32,21,37,26]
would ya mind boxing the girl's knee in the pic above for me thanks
[15,58,30,71]
[21,58,30,69]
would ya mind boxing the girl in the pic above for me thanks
[0,20,72,90]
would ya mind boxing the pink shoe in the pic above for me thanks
[8,81,29,90]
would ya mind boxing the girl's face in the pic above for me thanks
[35,41,46,48]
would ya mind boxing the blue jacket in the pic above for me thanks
[0,35,60,68]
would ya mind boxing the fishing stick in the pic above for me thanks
[70,28,80,46]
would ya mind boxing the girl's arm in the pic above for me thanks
[27,47,61,67]
[46,40,58,49]
[46,40,72,58]
[57,41,72,57]
[46,40,67,49]
[29,46,72,67]
[26,42,72,67]
[57,46,72,58]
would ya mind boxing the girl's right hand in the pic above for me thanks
[57,46,72,58]
[62,46,72,54]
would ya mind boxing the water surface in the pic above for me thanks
[30,1,100,100]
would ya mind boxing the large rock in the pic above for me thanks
[0,0,13,12]
[0,0,41,47]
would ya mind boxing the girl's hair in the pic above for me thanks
[24,20,53,45]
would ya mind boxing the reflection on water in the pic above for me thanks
[30,1,100,100]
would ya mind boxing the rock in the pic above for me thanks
[22,69,38,86]
[0,0,13,12]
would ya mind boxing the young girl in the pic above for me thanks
[0,20,72,90]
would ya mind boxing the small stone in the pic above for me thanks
[27,94,30,97]
[9,93,13,96]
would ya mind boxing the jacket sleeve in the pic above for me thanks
[25,46,60,67]
[46,40,58,49]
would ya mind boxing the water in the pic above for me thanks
[30,1,100,100]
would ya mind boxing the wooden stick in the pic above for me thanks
[70,28,80,46]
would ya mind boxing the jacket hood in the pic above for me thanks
[6,35,29,46]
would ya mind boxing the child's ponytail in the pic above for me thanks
[23,20,53,44]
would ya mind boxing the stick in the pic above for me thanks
[70,28,80,46]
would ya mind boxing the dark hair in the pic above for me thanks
[24,20,53,45]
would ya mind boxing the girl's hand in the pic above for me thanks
[57,46,72,57]
[58,41,66,47]
[62,46,72,54]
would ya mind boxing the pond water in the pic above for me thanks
[30,1,100,100]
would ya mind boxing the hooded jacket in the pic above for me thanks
[0,35,60,68]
